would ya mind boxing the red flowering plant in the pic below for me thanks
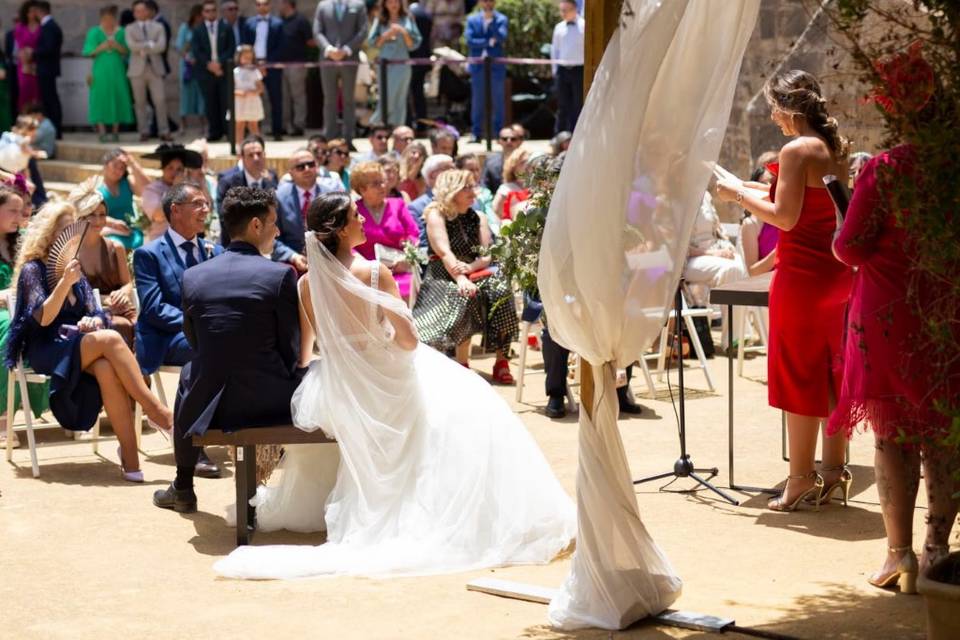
[828,1,960,488]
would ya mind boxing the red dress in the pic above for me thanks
[827,146,954,440]
[767,163,853,417]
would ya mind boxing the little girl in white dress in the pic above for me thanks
[232,45,264,143]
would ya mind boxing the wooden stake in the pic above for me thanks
[578,0,622,419]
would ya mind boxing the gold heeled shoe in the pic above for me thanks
[815,464,853,506]
[869,545,918,595]
[767,472,824,512]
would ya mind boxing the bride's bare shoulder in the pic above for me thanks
[349,255,374,286]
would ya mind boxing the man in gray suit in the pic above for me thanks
[126,0,172,141]
[313,0,368,143]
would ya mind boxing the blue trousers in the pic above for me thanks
[470,65,505,139]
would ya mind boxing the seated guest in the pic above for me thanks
[428,126,457,157]
[351,124,392,166]
[141,144,203,243]
[98,148,151,250]
[413,169,517,383]
[70,189,137,348]
[455,152,497,234]
[377,154,408,202]
[848,150,872,187]
[398,141,427,200]
[215,135,278,243]
[23,103,56,159]
[407,153,454,246]
[134,181,223,478]
[0,185,48,449]
[481,126,523,194]
[491,147,531,222]
[304,135,347,193]
[352,161,420,300]
[741,151,779,276]
[184,139,221,243]
[391,125,415,155]
[153,186,302,513]
[273,148,335,273]
[325,138,352,192]
[6,201,173,481]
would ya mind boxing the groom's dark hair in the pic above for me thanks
[222,186,275,240]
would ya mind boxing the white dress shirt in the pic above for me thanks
[167,226,200,265]
[254,17,270,59]
[244,168,267,189]
[206,20,219,60]
[551,16,585,74]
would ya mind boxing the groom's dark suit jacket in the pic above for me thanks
[175,241,302,437]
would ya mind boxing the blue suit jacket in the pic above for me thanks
[241,15,284,61]
[134,231,223,374]
[272,180,310,262]
[465,11,507,73]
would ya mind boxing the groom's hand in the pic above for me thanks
[290,254,309,273]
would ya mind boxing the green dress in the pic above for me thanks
[82,26,135,126]
[0,260,49,418]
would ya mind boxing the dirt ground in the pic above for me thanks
[0,343,935,640]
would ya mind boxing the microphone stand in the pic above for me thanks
[633,283,739,505]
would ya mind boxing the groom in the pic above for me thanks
[153,186,304,513]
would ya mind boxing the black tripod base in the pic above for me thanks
[634,455,740,505]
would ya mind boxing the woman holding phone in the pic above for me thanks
[716,70,853,512]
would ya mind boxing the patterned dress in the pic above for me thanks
[413,210,517,353]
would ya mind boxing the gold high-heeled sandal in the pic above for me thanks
[817,464,853,506]
[869,545,918,594]
[767,472,824,512]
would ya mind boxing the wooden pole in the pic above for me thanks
[578,0,621,420]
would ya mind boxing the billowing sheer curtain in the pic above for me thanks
[539,0,761,630]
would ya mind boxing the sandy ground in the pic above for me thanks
[0,340,934,640]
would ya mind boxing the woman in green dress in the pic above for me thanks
[0,184,48,449]
[82,6,134,143]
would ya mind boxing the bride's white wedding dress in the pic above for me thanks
[215,235,576,579]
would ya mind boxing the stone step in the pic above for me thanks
[37,160,161,185]
[44,180,79,198]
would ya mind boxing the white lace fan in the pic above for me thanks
[45,220,90,291]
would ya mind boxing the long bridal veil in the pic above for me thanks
[215,233,576,579]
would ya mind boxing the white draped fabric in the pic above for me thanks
[538,0,760,630]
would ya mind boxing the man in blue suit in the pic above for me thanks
[242,1,286,141]
[153,187,302,513]
[465,0,508,141]
[33,1,62,138]
[273,148,342,272]
[134,182,223,376]
[134,182,224,477]
[216,135,278,244]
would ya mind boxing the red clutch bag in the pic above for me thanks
[467,267,496,282]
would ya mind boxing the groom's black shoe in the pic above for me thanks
[194,449,222,479]
[545,395,566,419]
[153,483,198,513]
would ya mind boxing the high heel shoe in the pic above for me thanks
[147,416,174,442]
[767,472,824,512]
[869,545,918,594]
[815,464,853,506]
[117,446,144,483]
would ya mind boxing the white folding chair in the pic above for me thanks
[636,290,717,394]
[4,293,101,477]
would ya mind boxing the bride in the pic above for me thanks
[215,193,576,579]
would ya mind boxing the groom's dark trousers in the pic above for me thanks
[173,241,303,488]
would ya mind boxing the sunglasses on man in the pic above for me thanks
[293,161,317,171]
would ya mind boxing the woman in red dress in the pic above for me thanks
[717,70,853,512]
[829,145,959,594]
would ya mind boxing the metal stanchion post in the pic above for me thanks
[379,57,390,126]
[484,57,493,151]
[228,61,236,156]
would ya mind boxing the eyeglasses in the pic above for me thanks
[499,136,518,142]
[374,134,389,141]
[331,149,348,156]
[176,198,210,209]
[293,160,317,171]
[368,180,386,188]
[399,136,415,143]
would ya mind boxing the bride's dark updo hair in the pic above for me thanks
[306,192,353,254]
[764,69,849,159]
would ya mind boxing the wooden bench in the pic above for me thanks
[193,426,335,545]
